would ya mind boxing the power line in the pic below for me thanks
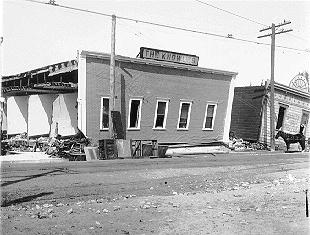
[23,0,310,53]
[194,0,267,27]
[193,0,309,43]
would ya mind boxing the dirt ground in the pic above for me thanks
[1,153,309,235]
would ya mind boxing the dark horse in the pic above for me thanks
[275,125,306,152]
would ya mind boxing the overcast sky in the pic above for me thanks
[1,0,309,87]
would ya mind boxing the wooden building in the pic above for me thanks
[78,49,237,146]
[230,77,310,148]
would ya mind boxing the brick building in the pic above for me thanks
[2,48,237,152]
[78,50,237,146]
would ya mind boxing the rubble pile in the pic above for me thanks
[47,132,90,160]
[229,132,269,151]
[2,133,29,152]
[1,130,91,160]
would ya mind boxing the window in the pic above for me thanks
[276,105,287,130]
[128,98,142,129]
[100,97,109,130]
[203,103,217,130]
[177,101,192,129]
[153,100,169,129]
[301,111,309,134]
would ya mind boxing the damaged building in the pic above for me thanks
[2,60,78,138]
[230,75,310,150]
[2,48,237,157]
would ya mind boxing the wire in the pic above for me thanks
[24,0,310,53]
[194,0,267,27]
[194,0,310,43]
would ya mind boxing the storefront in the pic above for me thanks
[78,49,237,146]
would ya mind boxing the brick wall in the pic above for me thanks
[84,56,233,145]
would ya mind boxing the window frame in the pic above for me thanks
[202,103,217,130]
[276,104,288,130]
[300,110,309,135]
[99,96,110,131]
[153,99,169,130]
[177,101,193,130]
[127,98,143,130]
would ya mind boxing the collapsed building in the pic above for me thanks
[2,48,238,157]
[2,60,78,138]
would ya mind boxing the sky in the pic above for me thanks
[1,0,309,87]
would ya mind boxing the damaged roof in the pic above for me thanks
[2,60,78,81]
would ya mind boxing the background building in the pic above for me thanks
[230,78,310,149]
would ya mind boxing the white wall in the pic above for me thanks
[51,93,78,136]
[28,94,55,136]
[7,96,28,135]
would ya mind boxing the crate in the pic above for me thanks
[98,139,118,160]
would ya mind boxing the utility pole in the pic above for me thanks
[258,20,292,151]
[109,15,116,139]
[0,36,3,155]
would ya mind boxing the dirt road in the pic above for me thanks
[1,152,309,234]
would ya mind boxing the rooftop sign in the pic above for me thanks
[139,47,199,66]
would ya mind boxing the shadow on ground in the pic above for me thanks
[1,168,79,187]
[1,192,54,207]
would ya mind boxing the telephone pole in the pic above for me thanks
[258,20,292,151]
[109,15,116,139]
[0,37,3,155]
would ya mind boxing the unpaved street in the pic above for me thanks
[1,152,309,234]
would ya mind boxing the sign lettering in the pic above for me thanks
[140,47,199,66]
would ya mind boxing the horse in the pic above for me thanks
[275,126,305,152]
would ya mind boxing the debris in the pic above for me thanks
[47,209,53,213]
[67,208,73,214]
[113,206,121,211]
[229,132,268,151]
[140,204,151,209]
[102,209,109,213]
[95,221,102,228]
[240,220,248,225]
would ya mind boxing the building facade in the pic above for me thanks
[230,80,310,148]
[2,49,237,149]
[78,50,237,145]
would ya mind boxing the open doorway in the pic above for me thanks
[276,105,287,130]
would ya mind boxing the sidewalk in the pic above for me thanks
[0,152,68,164]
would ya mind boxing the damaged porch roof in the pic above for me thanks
[2,60,78,96]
